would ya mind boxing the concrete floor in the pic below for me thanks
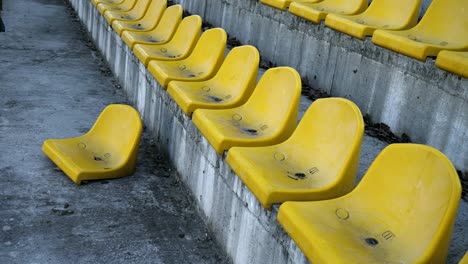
[0,0,466,263]
[0,0,229,263]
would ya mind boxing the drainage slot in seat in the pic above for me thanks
[243,128,258,135]
[365,238,379,246]
[207,95,223,102]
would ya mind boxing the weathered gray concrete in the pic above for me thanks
[0,0,230,263]
[422,0,435,15]
[71,1,468,263]
[171,0,468,176]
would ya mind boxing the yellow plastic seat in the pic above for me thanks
[460,252,468,264]
[42,105,143,185]
[97,0,137,15]
[192,67,301,155]
[147,28,227,88]
[167,45,260,116]
[278,144,461,264]
[325,0,421,40]
[372,0,468,61]
[132,16,202,66]
[103,0,152,25]
[121,5,182,49]
[112,0,168,36]
[289,0,368,24]
[92,0,125,7]
[259,0,321,11]
[435,50,468,78]
[226,98,364,209]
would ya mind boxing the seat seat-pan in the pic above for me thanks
[435,50,468,78]
[326,14,397,40]
[43,137,126,184]
[372,29,467,61]
[289,0,367,24]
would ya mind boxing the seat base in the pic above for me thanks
[325,14,378,40]
[167,81,246,116]
[192,108,285,154]
[435,51,468,78]
[122,30,171,50]
[42,139,136,185]
[372,29,466,61]
[227,146,353,209]
[112,20,152,36]
[289,2,327,23]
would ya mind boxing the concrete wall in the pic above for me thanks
[421,0,432,16]
[171,0,468,175]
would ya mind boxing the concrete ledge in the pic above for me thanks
[171,0,468,174]
[68,1,468,263]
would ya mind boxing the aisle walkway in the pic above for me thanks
[0,0,228,263]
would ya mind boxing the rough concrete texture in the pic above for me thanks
[421,0,435,15]
[171,0,468,176]
[0,0,230,263]
[70,0,468,263]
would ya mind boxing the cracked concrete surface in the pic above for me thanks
[0,0,229,263]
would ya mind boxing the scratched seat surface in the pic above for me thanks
[192,67,301,155]
[289,0,367,24]
[226,98,364,209]
[132,15,202,66]
[278,144,461,263]
[259,0,321,11]
[147,28,226,88]
[121,4,182,49]
[103,0,151,24]
[97,0,137,15]
[372,0,468,61]
[92,0,125,7]
[435,50,468,78]
[167,45,259,116]
[42,105,143,185]
[325,0,421,40]
[112,0,168,36]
